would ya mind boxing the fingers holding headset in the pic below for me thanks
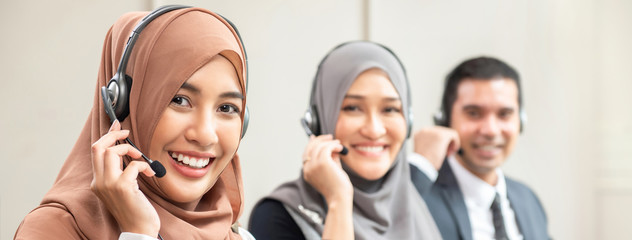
[302,135,352,204]
[90,120,160,237]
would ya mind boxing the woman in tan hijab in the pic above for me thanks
[14,6,252,240]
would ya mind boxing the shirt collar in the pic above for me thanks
[448,156,507,208]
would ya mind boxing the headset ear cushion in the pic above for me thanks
[241,106,250,138]
[308,106,320,136]
[406,109,413,139]
[433,110,446,127]
[519,109,527,133]
[302,106,320,136]
[112,75,132,121]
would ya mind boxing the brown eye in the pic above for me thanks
[384,107,401,113]
[466,110,480,118]
[342,105,360,112]
[499,109,514,119]
[171,96,191,107]
[218,104,240,114]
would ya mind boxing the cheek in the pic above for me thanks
[454,122,477,140]
[334,115,357,140]
[501,123,520,145]
[217,119,243,153]
[499,118,520,138]
[149,112,183,157]
[387,117,407,142]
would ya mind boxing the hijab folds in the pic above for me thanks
[265,41,441,239]
[20,7,247,239]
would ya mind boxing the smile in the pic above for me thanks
[351,143,389,157]
[355,146,385,152]
[476,145,500,151]
[170,152,212,169]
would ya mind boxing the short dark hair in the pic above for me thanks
[439,56,522,126]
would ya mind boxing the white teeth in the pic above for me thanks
[478,145,498,151]
[171,152,211,169]
[356,146,384,152]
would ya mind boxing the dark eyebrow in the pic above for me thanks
[462,105,482,110]
[462,104,515,112]
[181,82,244,100]
[344,94,364,100]
[180,82,200,94]
[220,91,244,100]
[344,94,400,102]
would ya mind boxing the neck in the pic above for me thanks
[172,198,203,211]
[455,155,499,186]
[342,161,387,193]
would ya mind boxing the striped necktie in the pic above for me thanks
[491,192,509,240]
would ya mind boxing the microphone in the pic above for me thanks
[124,137,166,177]
[101,87,166,178]
[300,119,349,156]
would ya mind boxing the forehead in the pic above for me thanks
[185,55,241,94]
[454,78,519,108]
[346,68,399,97]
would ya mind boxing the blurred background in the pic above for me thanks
[1,0,630,239]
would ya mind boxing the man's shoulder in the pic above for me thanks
[504,176,545,209]
[504,176,537,195]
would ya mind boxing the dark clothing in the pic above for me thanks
[249,199,306,240]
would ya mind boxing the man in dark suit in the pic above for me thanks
[409,57,550,240]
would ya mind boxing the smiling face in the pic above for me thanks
[334,68,407,181]
[450,78,520,184]
[148,55,243,209]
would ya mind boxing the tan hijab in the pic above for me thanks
[19,7,247,239]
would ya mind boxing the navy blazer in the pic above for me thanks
[410,160,551,240]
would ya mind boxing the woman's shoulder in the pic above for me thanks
[15,204,86,239]
[249,199,305,240]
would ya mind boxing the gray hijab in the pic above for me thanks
[260,41,441,240]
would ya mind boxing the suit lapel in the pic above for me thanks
[437,161,473,240]
[507,179,530,239]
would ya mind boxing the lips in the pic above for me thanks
[351,143,388,157]
[167,151,215,178]
[472,143,503,159]
[171,152,211,169]
[355,145,385,152]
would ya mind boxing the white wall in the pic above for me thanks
[0,1,151,238]
[1,0,630,239]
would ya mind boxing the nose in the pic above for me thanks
[479,115,501,138]
[184,111,219,147]
[360,113,386,140]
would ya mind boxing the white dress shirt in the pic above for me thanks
[409,153,524,240]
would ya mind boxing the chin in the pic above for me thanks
[354,163,391,180]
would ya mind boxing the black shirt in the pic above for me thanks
[249,199,306,240]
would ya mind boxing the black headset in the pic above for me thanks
[302,41,414,138]
[101,5,250,138]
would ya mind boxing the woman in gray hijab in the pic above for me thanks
[249,41,441,240]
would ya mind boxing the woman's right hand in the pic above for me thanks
[302,135,354,239]
[90,120,160,237]
[301,135,353,205]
